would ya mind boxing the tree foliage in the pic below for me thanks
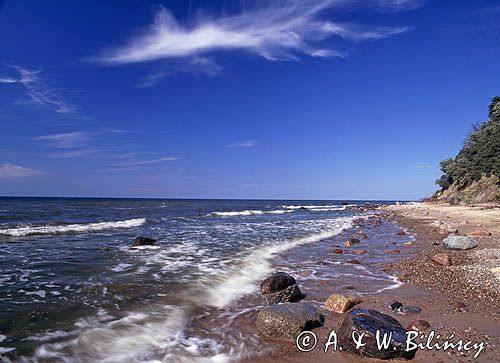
[436,97,500,190]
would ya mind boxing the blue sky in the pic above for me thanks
[0,0,499,200]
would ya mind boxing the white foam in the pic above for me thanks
[208,209,291,217]
[0,347,15,354]
[200,216,355,308]
[0,218,147,237]
[25,290,46,299]
[0,335,6,343]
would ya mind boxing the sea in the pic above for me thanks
[0,197,412,362]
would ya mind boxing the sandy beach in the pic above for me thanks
[245,202,499,363]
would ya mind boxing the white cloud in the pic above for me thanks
[110,156,180,167]
[0,65,75,115]
[0,163,42,178]
[92,0,413,67]
[224,140,259,148]
[34,132,88,148]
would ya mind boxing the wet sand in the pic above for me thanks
[242,203,499,362]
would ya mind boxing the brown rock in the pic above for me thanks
[324,293,362,313]
[345,237,360,247]
[354,249,367,255]
[332,248,344,254]
[347,259,361,264]
[407,319,431,332]
[390,249,401,254]
[398,272,410,281]
[468,227,491,237]
[431,253,451,267]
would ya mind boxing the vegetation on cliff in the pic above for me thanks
[433,97,500,203]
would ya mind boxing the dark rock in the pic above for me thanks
[396,230,406,236]
[260,272,296,294]
[332,248,344,254]
[442,235,478,250]
[390,301,403,311]
[256,303,323,339]
[264,284,304,304]
[389,249,401,254]
[132,236,157,246]
[338,308,417,360]
[407,319,431,332]
[345,238,360,247]
[347,259,361,264]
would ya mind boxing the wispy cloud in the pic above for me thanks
[109,156,180,167]
[92,0,412,68]
[34,132,89,148]
[0,163,42,178]
[224,140,259,148]
[0,65,75,116]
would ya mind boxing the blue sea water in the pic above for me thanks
[0,198,406,362]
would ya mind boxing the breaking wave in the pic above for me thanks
[0,218,147,237]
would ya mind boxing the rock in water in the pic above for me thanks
[260,272,296,294]
[442,235,478,250]
[324,293,362,313]
[132,236,157,246]
[256,303,322,339]
[264,284,304,304]
[338,308,417,360]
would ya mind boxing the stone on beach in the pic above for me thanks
[132,236,157,246]
[431,253,451,266]
[260,272,296,294]
[468,227,491,237]
[256,303,322,339]
[442,235,478,250]
[264,284,304,304]
[407,319,431,332]
[338,308,417,360]
[324,292,362,313]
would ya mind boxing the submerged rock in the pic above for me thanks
[442,235,478,250]
[345,238,360,247]
[324,293,362,313]
[260,272,296,294]
[256,303,322,339]
[132,236,157,246]
[338,308,417,360]
[264,284,304,304]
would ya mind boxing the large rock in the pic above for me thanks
[264,284,304,304]
[324,293,362,313]
[256,303,322,339]
[132,236,157,246]
[338,308,417,360]
[442,235,478,250]
[260,272,296,294]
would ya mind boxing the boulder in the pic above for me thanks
[256,303,323,339]
[132,236,157,246]
[338,309,417,360]
[264,284,304,304]
[260,272,296,294]
[324,293,362,313]
[468,227,491,237]
[407,319,431,332]
[432,253,451,267]
[442,235,478,250]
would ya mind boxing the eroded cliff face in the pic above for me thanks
[431,174,500,204]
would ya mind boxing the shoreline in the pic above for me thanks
[245,202,499,362]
